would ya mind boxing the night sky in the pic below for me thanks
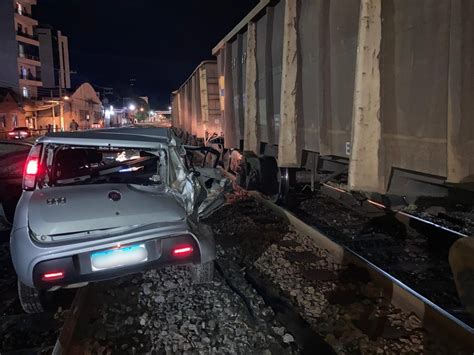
[35,0,258,109]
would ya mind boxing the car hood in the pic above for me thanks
[28,183,186,236]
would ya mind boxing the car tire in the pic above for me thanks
[189,261,214,284]
[18,280,44,314]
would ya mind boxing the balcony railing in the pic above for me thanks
[19,72,41,82]
[15,6,34,19]
[16,30,38,41]
[18,52,40,62]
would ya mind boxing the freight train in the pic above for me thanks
[171,0,474,204]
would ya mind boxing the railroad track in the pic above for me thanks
[251,191,474,349]
[219,168,474,344]
[320,182,468,244]
[287,183,473,326]
[52,286,94,354]
[20,187,474,354]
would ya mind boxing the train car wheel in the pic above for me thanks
[279,168,291,204]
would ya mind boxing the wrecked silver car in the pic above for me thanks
[10,127,231,313]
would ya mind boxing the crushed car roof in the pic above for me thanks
[36,127,175,148]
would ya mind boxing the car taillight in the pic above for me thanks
[41,271,64,281]
[172,245,194,257]
[8,132,15,136]
[23,144,42,190]
[26,159,38,175]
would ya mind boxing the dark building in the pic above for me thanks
[37,26,70,90]
[0,0,43,99]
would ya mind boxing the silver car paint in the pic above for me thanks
[10,128,220,288]
[11,218,214,287]
[28,183,186,236]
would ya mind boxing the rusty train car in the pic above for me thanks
[172,0,474,202]
[172,61,221,145]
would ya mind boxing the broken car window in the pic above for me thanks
[38,145,163,187]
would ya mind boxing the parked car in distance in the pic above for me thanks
[11,127,231,313]
[0,140,32,232]
[8,127,32,140]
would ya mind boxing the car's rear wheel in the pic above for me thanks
[189,261,214,284]
[18,280,44,314]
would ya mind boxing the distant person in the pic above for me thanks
[69,119,79,131]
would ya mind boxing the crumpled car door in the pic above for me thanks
[181,146,232,219]
[194,167,232,219]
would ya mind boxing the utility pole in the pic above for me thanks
[50,89,55,132]
[52,102,56,132]
[59,67,64,131]
[60,102,64,131]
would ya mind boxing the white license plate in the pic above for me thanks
[91,244,148,271]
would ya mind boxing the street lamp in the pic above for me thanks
[128,104,136,111]
[140,107,144,112]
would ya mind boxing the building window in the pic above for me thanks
[20,67,27,79]
[22,86,29,98]
[18,44,25,58]
[12,115,18,128]
[79,110,92,122]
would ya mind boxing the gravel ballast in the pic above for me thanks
[78,196,470,354]
[285,190,470,324]
[206,197,470,354]
[82,207,300,354]
[0,234,70,354]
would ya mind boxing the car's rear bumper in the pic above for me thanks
[10,220,215,288]
[32,234,200,289]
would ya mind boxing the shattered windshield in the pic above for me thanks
[38,144,165,187]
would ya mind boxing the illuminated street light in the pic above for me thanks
[168,106,172,111]
[63,96,70,100]
[140,107,144,112]
[128,104,136,111]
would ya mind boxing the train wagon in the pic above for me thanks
[174,0,474,203]
[171,61,222,146]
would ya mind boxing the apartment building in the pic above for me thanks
[0,0,44,99]
[38,26,71,90]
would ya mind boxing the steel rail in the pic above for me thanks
[52,285,94,355]
[250,191,474,351]
[321,182,469,240]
